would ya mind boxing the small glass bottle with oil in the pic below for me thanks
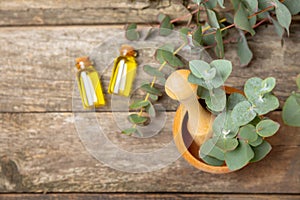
[108,45,137,97]
[75,57,105,108]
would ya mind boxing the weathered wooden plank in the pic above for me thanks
[0,193,299,200]
[0,111,299,193]
[0,24,299,112]
[0,0,189,26]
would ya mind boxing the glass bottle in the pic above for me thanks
[75,57,105,108]
[108,45,137,97]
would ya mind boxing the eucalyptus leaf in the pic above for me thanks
[128,114,148,124]
[129,100,150,109]
[189,60,211,79]
[215,137,239,151]
[125,23,140,41]
[260,77,276,94]
[149,94,159,101]
[283,0,300,15]
[225,140,254,171]
[157,13,166,23]
[244,77,263,102]
[249,135,263,147]
[271,18,284,38]
[242,0,258,12]
[231,101,256,126]
[193,26,203,46]
[237,31,253,67]
[256,119,280,137]
[213,111,239,138]
[239,124,258,142]
[206,8,220,28]
[162,51,184,68]
[250,140,272,162]
[122,127,137,135]
[234,3,255,36]
[217,0,225,8]
[282,93,300,127]
[274,0,292,35]
[252,93,280,115]
[200,153,225,166]
[188,73,208,89]
[210,59,232,87]
[258,0,272,10]
[227,93,247,110]
[179,27,190,43]
[215,29,224,59]
[204,0,218,9]
[140,84,162,96]
[146,102,156,117]
[200,139,225,160]
[155,44,174,64]
[206,87,227,112]
[159,15,174,36]
[192,0,202,5]
[143,65,165,78]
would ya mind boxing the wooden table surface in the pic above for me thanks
[0,0,299,199]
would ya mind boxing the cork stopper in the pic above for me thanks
[119,45,137,57]
[75,57,93,70]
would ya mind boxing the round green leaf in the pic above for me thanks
[125,23,140,41]
[122,127,137,135]
[271,18,284,39]
[234,3,255,36]
[239,124,258,142]
[283,0,300,15]
[206,8,220,28]
[143,65,165,78]
[213,111,239,138]
[155,44,174,64]
[146,102,156,117]
[129,100,150,109]
[192,26,203,46]
[206,88,227,112]
[250,140,272,162]
[210,59,232,88]
[244,77,263,103]
[225,140,254,171]
[253,93,280,115]
[274,0,292,35]
[200,153,225,166]
[159,15,174,36]
[227,93,247,110]
[200,139,225,160]
[282,93,300,127]
[214,29,224,59]
[256,119,280,137]
[260,77,276,94]
[128,114,148,124]
[189,60,211,79]
[249,136,263,147]
[149,94,158,101]
[242,0,258,12]
[203,68,217,80]
[162,51,184,68]
[140,84,162,96]
[237,31,253,67]
[231,101,256,126]
[157,13,166,23]
[215,138,239,151]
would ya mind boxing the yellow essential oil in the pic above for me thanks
[108,45,137,97]
[75,57,105,108]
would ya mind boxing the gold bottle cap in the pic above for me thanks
[75,57,93,70]
[120,45,137,57]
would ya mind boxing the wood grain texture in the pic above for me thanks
[0,24,299,112]
[0,111,299,193]
[1,193,300,200]
[0,0,190,26]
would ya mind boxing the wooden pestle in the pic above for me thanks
[165,70,214,146]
